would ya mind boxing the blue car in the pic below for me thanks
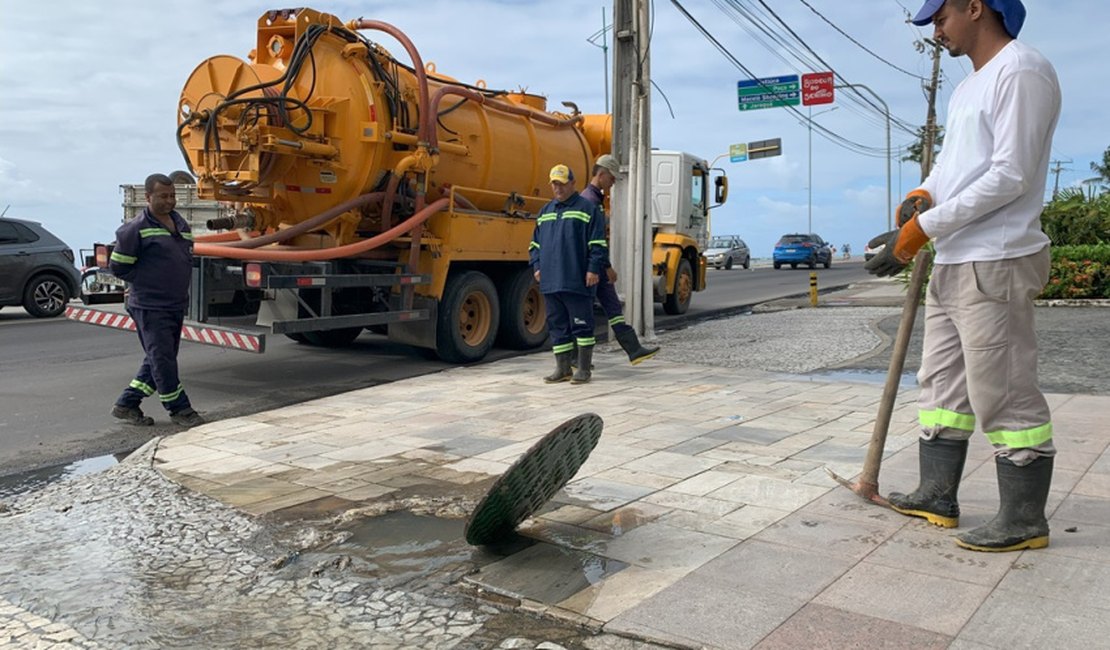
[773,233,833,270]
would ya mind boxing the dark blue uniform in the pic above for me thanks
[580,183,634,337]
[529,193,608,354]
[109,208,195,414]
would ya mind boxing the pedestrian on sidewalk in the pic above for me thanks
[109,173,205,427]
[580,154,660,365]
[864,0,1060,552]
[530,164,608,384]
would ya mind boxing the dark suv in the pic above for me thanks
[773,233,833,269]
[0,216,81,317]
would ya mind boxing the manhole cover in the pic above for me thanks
[465,413,603,546]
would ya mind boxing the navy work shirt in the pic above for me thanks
[529,192,608,295]
[109,208,195,311]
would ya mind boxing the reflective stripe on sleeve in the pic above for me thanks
[111,251,138,264]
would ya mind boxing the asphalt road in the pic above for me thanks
[0,261,871,476]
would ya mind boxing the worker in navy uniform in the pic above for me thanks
[109,173,204,427]
[580,154,660,365]
[529,164,608,384]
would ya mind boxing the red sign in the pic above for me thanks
[802,72,835,106]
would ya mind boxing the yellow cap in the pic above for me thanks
[549,164,574,184]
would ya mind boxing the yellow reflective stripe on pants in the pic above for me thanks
[129,379,155,396]
[576,337,596,347]
[553,343,575,354]
[160,384,184,402]
[986,422,1054,449]
[919,408,975,432]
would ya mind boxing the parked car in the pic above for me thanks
[864,241,885,262]
[705,235,750,270]
[0,216,81,317]
[772,233,833,269]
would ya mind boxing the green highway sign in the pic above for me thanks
[738,75,800,112]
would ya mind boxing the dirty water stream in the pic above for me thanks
[0,451,663,649]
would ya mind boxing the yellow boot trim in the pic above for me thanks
[889,505,958,528]
[629,349,658,366]
[954,535,1049,553]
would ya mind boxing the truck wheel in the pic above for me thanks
[663,258,693,315]
[496,267,547,350]
[436,271,500,363]
[23,274,70,318]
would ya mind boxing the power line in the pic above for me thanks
[711,0,900,135]
[797,0,927,81]
[749,0,919,135]
[670,0,914,159]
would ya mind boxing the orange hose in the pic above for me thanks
[212,192,386,249]
[426,86,582,151]
[345,19,431,143]
[195,231,256,243]
[193,197,449,262]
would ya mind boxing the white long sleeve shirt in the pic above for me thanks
[917,40,1061,264]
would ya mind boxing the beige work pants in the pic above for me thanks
[917,246,1054,465]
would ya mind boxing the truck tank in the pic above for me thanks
[177,7,610,250]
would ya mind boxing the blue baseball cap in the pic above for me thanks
[911,0,1026,38]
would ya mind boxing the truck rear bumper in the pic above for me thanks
[65,305,266,353]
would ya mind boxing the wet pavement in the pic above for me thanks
[2,278,1109,649]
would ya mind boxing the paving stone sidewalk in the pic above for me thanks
[149,351,1110,648]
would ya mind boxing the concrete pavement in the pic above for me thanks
[4,279,1109,648]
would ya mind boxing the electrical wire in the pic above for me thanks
[670,0,914,158]
[796,0,926,80]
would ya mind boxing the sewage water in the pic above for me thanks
[807,368,918,388]
[0,453,120,499]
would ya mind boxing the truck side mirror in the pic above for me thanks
[713,176,728,207]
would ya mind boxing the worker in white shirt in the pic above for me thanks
[864,0,1061,552]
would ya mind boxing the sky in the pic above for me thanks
[1,1,1106,260]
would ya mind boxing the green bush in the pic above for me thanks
[1041,244,1110,299]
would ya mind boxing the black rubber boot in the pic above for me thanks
[888,437,968,528]
[544,351,573,383]
[571,345,594,384]
[568,342,594,370]
[615,328,660,365]
[956,455,1053,552]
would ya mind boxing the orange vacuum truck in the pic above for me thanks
[68,7,724,362]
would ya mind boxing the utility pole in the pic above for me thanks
[919,39,943,181]
[1049,159,1072,199]
[611,0,653,335]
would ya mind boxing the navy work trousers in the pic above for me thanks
[595,270,632,335]
[115,307,192,413]
[544,291,596,348]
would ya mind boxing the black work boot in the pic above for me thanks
[568,342,594,370]
[956,455,1053,552]
[170,408,205,427]
[544,351,574,383]
[112,405,154,426]
[614,328,660,365]
[888,437,968,528]
[571,345,594,384]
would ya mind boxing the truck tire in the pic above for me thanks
[663,258,693,315]
[23,273,71,318]
[496,267,547,350]
[436,271,500,363]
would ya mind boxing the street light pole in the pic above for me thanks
[835,84,892,230]
[806,105,838,234]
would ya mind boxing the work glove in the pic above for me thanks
[864,217,930,278]
[897,189,932,227]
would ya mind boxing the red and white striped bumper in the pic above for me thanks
[65,306,266,353]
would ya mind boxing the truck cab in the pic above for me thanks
[650,150,728,314]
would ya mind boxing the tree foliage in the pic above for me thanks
[1091,145,1110,187]
[1041,188,1110,246]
